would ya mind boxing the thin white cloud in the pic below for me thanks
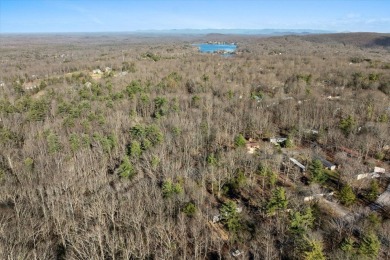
[51,1,105,26]
[346,13,361,19]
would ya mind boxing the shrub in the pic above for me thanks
[358,233,380,258]
[145,125,164,146]
[250,90,264,100]
[162,180,183,198]
[182,202,196,217]
[220,201,241,233]
[0,127,19,146]
[122,61,136,72]
[129,140,142,158]
[289,207,314,235]
[367,180,379,201]
[257,163,277,188]
[285,137,294,148]
[151,156,160,169]
[378,113,389,123]
[27,99,49,121]
[339,115,356,136]
[170,97,179,112]
[304,240,326,260]
[297,74,312,84]
[374,151,385,160]
[0,168,4,181]
[234,134,246,148]
[223,170,246,196]
[117,156,136,179]
[24,157,34,171]
[339,184,356,206]
[207,153,218,167]
[191,95,201,108]
[308,159,327,184]
[340,237,355,252]
[350,56,364,64]
[81,134,91,149]
[267,187,288,214]
[93,133,117,154]
[130,124,163,148]
[69,133,81,152]
[153,96,168,118]
[126,80,143,98]
[47,132,62,154]
[142,52,160,62]
[130,125,146,139]
[171,126,181,136]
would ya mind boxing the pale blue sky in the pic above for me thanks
[1,0,389,33]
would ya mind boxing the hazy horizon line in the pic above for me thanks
[1,28,389,36]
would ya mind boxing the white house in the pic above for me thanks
[374,167,385,174]
[232,250,243,257]
[270,137,287,145]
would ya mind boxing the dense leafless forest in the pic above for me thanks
[0,32,389,259]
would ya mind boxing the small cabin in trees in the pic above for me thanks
[356,172,379,180]
[231,250,243,257]
[317,157,336,171]
[269,137,287,145]
[374,167,385,174]
[356,167,386,180]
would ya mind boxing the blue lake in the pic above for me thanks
[195,43,237,54]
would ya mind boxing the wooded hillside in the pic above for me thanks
[0,33,389,259]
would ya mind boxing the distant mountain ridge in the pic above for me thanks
[135,28,335,36]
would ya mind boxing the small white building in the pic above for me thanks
[212,215,221,223]
[356,173,380,180]
[317,157,336,171]
[270,137,287,145]
[357,167,385,180]
[231,250,243,257]
[374,167,385,174]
